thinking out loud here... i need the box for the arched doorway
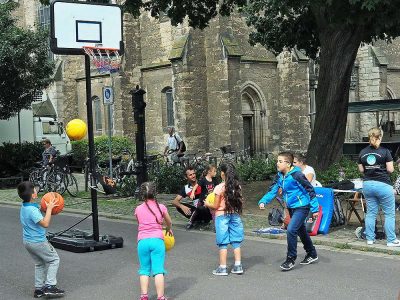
[241,83,268,155]
[241,94,254,155]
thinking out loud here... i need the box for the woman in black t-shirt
[358,127,400,247]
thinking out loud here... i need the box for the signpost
[103,87,114,177]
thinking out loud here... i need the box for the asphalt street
[1,205,399,300]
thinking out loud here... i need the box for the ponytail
[220,163,243,214]
[140,182,164,224]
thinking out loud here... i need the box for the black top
[198,177,219,201]
[358,145,393,185]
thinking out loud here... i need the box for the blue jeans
[215,213,244,249]
[24,241,60,288]
[363,180,397,243]
[287,207,317,260]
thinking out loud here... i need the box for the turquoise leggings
[137,238,166,276]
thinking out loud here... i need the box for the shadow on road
[243,255,266,271]
[166,276,197,298]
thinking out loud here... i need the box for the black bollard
[130,86,147,188]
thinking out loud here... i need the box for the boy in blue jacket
[259,152,319,271]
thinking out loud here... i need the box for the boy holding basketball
[18,181,65,298]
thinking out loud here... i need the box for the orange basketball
[40,192,64,215]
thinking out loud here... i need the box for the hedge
[0,141,43,178]
[71,135,135,167]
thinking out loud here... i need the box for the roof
[32,93,57,118]
[348,99,400,113]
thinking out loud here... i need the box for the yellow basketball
[163,230,175,252]
[66,119,87,141]
[205,192,216,206]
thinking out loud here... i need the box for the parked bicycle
[236,147,252,164]
[29,155,78,197]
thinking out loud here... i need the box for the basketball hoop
[83,46,121,74]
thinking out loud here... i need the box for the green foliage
[0,142,43,178]
[117,176,137,197]
[318,157,400,184]
[242,1,400,59]
[0,2,55,120]
[236,158,277,182]
[149,164,186,194]
[113,0,400,55]
[317,158,361,184]
[71,136,135,167]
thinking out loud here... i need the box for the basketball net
[83,46,121,74]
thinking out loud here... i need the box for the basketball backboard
[50,0,123,55]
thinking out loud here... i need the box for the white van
[0,94,71,154]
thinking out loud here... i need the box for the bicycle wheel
[29,169,40,188]
[66,173,79,197]
[46,170,66,195]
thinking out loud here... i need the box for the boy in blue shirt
[18,181,65,298]
[258,152,319,271]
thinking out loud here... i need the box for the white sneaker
[387,240,400,247]
[367,240,374,245]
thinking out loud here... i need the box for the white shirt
[302,165,321,187]
[167,134,182,151]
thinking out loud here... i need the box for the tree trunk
[307,26,364,171]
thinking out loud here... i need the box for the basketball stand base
[47,229,123,253]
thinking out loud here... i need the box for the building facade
[14,0,400,156]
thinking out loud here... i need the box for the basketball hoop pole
[46,0,124,252]
[85,54,100,242]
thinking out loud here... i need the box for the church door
[243,116,253,155]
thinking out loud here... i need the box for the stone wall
[240,62,278,152]
[353,46,387,139]
[141,66,173,150]
[276,51,310,152]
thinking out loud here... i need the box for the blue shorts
[137,238,166,276]
[215,213,244,249]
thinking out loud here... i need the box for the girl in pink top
[134,182,172,300]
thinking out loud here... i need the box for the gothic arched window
[92,96,103,133]
[161,87,174,127]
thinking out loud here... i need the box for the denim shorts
[137,238,166,276]
[215,213,244,249]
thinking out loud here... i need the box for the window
[93,96,103,132]
[42,122,59,135]
[165,89,174,126]
[37,5,50,29]
[106,104,114,134]
[161,87,174,128]
[33,90,43,102]
[37,4,54,61]
[309,89,316,132]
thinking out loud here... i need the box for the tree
[40,0,400,169]
[242,0,400,170]
[0,2,54,120]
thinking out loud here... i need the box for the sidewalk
[2,187,400,256]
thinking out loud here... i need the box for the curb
[2,200,399,256]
